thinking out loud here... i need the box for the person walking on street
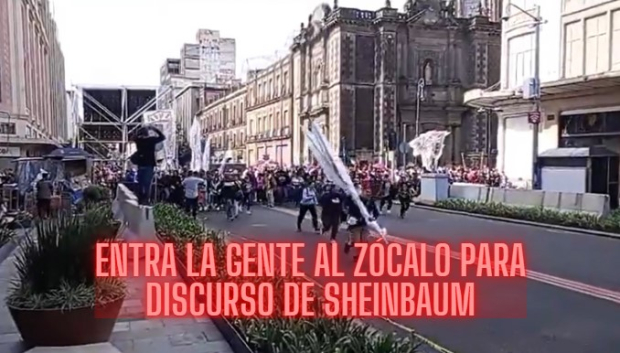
[297,180,320,233]
[182,171,206,219]
[319,183,344,242]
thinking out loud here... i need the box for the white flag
[189,119,202,171]
[304,121,387,243]
[202,136,211,171]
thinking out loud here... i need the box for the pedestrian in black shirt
[130,125,165,205]
[36,171,53,218]
[319,183,344,242]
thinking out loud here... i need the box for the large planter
[7,295,125,346]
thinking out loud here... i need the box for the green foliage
[153,203,422,353]
[435,199,620,233]
[83,185,110,204]
[6,204,125,310]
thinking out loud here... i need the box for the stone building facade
[0,0,67,162]
[291,0,501,166]
[245,57,293,166]
[199,86,247,163]
[465,0,620,189]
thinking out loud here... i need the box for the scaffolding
[71,84,204,163]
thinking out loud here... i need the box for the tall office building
[196,29,236,84]
[179,29,237,85]
[0,0,67,163]
[159,29,237,138]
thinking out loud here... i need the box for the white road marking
[270,206,620,305]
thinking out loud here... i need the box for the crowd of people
[142,164,419,260]
[0,124,513,259]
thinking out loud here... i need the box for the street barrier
[448,183,489,202]
[112,184,159,245]
[447,183,610,217]
[111,185,253,353]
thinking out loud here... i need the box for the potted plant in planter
[5,203,126,346]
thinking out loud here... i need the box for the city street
[206,205,620,353]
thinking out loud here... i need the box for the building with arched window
[291,0,501,166]
[198,85,246,165]
[465,0,620,190]
[245,56,293,167]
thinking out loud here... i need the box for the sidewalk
[0,252,27,353]
[0,248,234,353]
[110,276,233,353]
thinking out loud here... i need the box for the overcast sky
[50,0,389,87]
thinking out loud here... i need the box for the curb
[411,204,620,239]
[270,203,620,240]
[155,232,253,353]
[226,230,454,353]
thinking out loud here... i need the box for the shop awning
[464,71,620,109]
[542,71,620,95]
[463,87,522,108]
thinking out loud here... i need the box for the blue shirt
[300,187,318,205]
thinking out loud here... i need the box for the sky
[49,0,389,87]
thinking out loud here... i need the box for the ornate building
[291,0,501,166]
[245,57,293,166]
[199,85,247,163]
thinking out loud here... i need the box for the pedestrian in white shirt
[182,171,206,218]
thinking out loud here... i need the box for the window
[564,21,583,78]
[268,114,272,131]
[507,34,534,89]
[276,112,281,129]
[257,117,262,133]
[283,110,289,127]
[0,123,16,134]
[275,75,280,97]
[613,11,620,70]
[283,72,289,92]
[258,84,262,102]
[585,15,608,75]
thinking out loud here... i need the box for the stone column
[374,8,398,157]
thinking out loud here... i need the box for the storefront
[464,72,620,187]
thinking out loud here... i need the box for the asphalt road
[204,205,620,353]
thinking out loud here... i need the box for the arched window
[423,59,434,84]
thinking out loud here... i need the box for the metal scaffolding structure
[71,84,203,162]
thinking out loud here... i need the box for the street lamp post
[507,2,543,188]
[415,78,425,137]
[401,123,409,166]
[340,136,346,164]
